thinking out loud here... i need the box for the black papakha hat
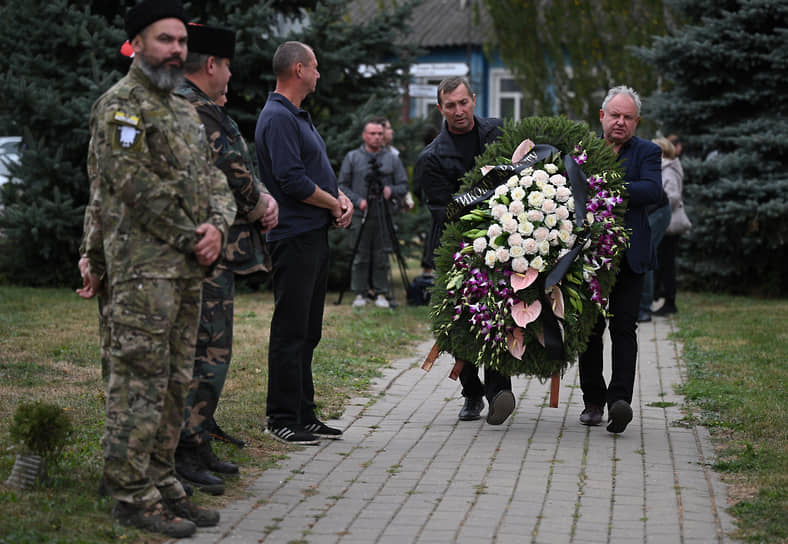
[125,0,188,40]
[187,23,236,60]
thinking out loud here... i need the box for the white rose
[550,174,567,187]
[544,162,558,174]
[527,191,545,208]
[586,212,595,225]
[507,175,520,188]
[538,239,551,255]
[556,186,572,202]
[567,198,575,212]
[544,214,558,228]
[523,238,539,255]
[542,184,557,199]
[509,199,525,215]
[518,218,534,235]
[511,256,529,273]
[533,226,549,242]
[548,230,559,246]
[509,244,525,258]
[542,199,557,214]
[510,186,526,201]
[533,169,549,183]
[531,255,545,272]
[556,205,570,221]
[519,175,533,188]
[491,203,508,219]
[560,219,574,232]
[502,218,518,233]
[508,233,523,247]
[495,185,509,197]
[558,229,573,244]
[473,237,488,253]
[485,250,497,268]
[496,246,510,263]
[527,209,545,223]
[488,224,503,238]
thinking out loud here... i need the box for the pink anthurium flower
[507,327,525,360]
[510,268,538,292]
[550,285,565,319]
[511,138,535,163]
[512,299,541,328]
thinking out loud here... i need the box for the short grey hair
[272,41,313,78]
[183,52,211,75]
[601,85,641,116]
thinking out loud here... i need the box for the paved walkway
[188,317,735,543]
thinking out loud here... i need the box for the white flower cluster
[473,165,577,273]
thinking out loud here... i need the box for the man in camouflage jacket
[81,1,235,537]
[172,23,278,495]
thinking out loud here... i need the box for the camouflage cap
[125,0,188,40]
[187,24,236,60]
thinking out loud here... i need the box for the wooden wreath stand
[421,343,560,407]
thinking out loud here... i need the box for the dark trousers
[656,234,679,305]
[579,259,644,409]
[266,227,329,427]
[459,363,512,402]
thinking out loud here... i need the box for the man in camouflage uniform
[172,23,279,495]
[82,0,236,537]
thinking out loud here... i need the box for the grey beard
[137,55,185,91]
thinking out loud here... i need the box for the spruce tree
[637,0,788,295]
[0,0,128,285]
[0,0,422,287]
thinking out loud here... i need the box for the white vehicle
[0,136,22,186]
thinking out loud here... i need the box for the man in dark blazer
[578,85,663,434]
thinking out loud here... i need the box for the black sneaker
[207,418,246,448]
[458,396,484,421]
[112,500,196,538]
[164,496,220,527]
[303,421,343,439]
[265,425,319,445]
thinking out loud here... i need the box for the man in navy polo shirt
[578,85,663,434]
[255,41,354,445]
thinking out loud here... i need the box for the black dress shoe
[606,400,633,434]
[486,390,515,425]
[458,396,484,421]
[198,442,239,475]
[579,404,603,426]
[175,447,225,495]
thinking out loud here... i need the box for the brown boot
[165,496,220,527]
[112,500,196,538]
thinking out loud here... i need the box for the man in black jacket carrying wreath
[413,76,514,425]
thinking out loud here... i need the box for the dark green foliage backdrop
[0,0,426,287]
[637,0,788,295]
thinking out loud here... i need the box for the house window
[490,69,525,120]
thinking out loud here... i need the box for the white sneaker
[352,294,367,307]
[374,295,390,308]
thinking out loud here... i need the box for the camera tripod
[335,159,410,305]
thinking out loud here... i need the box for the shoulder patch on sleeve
[112,110,140,127]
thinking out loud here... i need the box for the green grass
[673,292,788,543]
[0,284,431,543]
[1,286,786,542]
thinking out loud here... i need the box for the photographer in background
[338,119,408,308]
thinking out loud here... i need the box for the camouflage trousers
[180,265,235,447]
[102,278,201,507]
[96,288,111,383]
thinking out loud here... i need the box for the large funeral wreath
[430,116,628,380]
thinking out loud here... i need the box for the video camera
[365,156,384,198]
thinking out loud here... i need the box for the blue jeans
[641,204,672,313]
